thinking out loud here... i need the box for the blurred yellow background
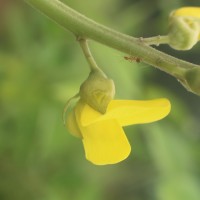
[0,0,200,200]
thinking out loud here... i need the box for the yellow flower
[168,7,200,50]
[66,98,171,165]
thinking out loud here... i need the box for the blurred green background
[0,0,200,199]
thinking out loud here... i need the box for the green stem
[78,38,106,76]
[25,0,200,95]
[141,35,170,46]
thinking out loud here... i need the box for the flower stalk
[78,39,115,114]
[78,38,106,75]
[141,35,170,46]
[24,0,200,95]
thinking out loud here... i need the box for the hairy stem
[25,0,200,95]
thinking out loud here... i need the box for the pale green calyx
[79,70,115,114]
[168,14,200,50]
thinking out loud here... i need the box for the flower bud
[181,67,200,95]
[79,70,115,114]
[168,15,199,50]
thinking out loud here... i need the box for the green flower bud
[79,70,115,114]
[180,67,200,95]
[168,14,200,50]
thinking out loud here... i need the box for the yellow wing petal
[81,98,170,127]
[81,119,131,165]
[107,98,171,126]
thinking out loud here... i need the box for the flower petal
[173,7,200,18]
[79,102,102,126]
[81,98,170,127]
[65,109,82,138]
[81,119,131,165]
[107,98,171,126]
[75,101,131,165]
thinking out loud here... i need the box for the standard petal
[80,119,131,165]
[81,98,170,127]
[77,100,102,126]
